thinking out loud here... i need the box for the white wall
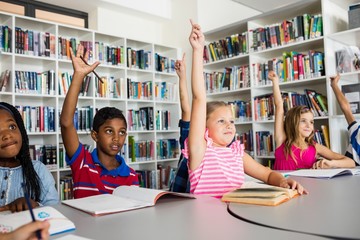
[94,7,165,43]
[197,0,260,33]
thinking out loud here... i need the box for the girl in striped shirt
[182,20,307,198]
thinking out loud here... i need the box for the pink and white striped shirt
[182,129,245,198]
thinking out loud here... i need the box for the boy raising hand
[60,44,138,199]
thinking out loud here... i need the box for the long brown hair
[283,105,315,163]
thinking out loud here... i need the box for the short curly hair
[92,107,127,132]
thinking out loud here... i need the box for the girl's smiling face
[206,106,235,147]
[0,109,22,162]
[298,111,314,139]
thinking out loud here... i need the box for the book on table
[221,181,298,206]
[284,168,360,178]
[62,186,195,216]
[0,206,75,235]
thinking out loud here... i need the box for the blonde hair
[206,101,229,120]
[284,105,315,163]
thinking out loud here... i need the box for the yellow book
[321,125,330,148]
[221,181,298,206]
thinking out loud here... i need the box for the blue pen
[21,183,42,240]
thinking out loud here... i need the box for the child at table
[0,102,59,213]
[268,71,355,170]
[170,53,191,193]
[330,73,360,166]
[182,20,307,197]
[0,221,50,240]
[60,44,139,199]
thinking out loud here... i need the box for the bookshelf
[203,0,360,168]
[0,12,180,197]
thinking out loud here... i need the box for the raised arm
[188,20,206,170]
[175,53,191,121]
[330,73,355,125]
[268,71,285,148]
[60,44,100,157]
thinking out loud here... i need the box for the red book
[298,54,304,80]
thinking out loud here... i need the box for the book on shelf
[320,125,330,148]
[284,168,360,178]
[0,206,75,235]
[221,181,298,206]
[0,69,10,92]
[341,83,360,114]
[62,186,195,216]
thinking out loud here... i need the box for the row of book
[229,100,252,122]
[0,25,11,52]
[154,82,177,101]
[0,70,10,92]
[59,72,92,96]
[315,125,330,148]
[256,131,274,157]
[236,130,254,156]
[127,108,173,131]
[95,76,123,98]
[15,70,55,95]
[156,139,179,160]
[127,79,152,100]
[94,42,124,65]
[58,37,92,60]
[136,166,176,190]
[156,110,171,131]
[127,47,152,70]
[203,32,248,63]
[16,105,56,132]
[58,106,94,132]
[253,50,325,86]
[253,89,327,121]
[249,14,323,52]
[14,27,56,57]
[128,137,155,162]
[128,107,154,131]
[154,53,176,73]
[59,175,73,200]
[282,90,328,117]
[29,144,57,170]
[204,65,250,93]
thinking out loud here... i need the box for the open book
[62,186,195,216]
[221,181,298,206]
[0,206,75,235]
[284,168,360,178]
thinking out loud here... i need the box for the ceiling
[231,0,306,13]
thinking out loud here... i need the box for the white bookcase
[0,12,180,195]
[203,0,360,167]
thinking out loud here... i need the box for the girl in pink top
[268,71,355,170]
[184,20,307,198]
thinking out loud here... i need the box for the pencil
[21,183,42,240]
[79,56,103,83]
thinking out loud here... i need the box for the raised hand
[330,73,341,87]
[70,44,100,80]
[189,19,205,51]
[268,70,279,84]
[175,53,186,79]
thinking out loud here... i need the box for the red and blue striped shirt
[66,143,139,199]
